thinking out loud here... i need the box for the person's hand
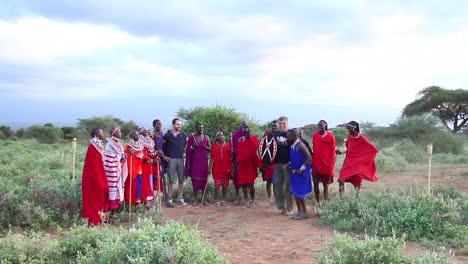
[284,163,291,170]
[163,156,170,162]
[128,149,135,155]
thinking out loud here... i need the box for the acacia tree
[403,86,468,133]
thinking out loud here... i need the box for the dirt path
[164,201,333,264]
[163,167,468,264]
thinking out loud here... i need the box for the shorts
[214,178,229,188]
[167,158,185,183]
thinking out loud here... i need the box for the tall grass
[0,218,228,264]
[317,233,455,264]
[318,185,467,252]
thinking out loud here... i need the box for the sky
[1,0,467,130]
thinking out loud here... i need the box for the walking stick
[200,178,209,206]
[129,153,133,222]
[427,143,433,193]
[71,138,77,181]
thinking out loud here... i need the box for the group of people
[82,116,379,225]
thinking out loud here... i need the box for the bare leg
[234,187,241,205]
[313,181,320,204]
[192,190,199,205]
[323,183,329,201]
[339,181,345,199]
[178,181,184,200]
[222,187,227,202]
[249,184,255,204]
[168,182,174,201]
[214,186,220,203]
[266,179,272,199]
[242,185,248,200]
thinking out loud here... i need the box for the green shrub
[317,233,455,264]
[0,219,228,264]
[25,125,63,144]
[0,126,14,139]
[376,147,409,172]
[366,115,465,154]
[319,186,467,251]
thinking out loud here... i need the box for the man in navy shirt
[163,118,188,206]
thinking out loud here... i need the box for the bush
[0,126,14,139]
[376,147,409,172]
[0,219,228,264]
[77,116,139,138]
[177,105,264,140]
[61,126,78,140]
[0,139,85,230]
[319,186,467,251]
[366,115,465,154]
[15,128,25,138]
[25,125,63,144]
[317,233,455,264]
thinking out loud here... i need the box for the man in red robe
[312,120,336,205]
[125,130,153,205]
[235,126,263,208]
[337,121,379,198]
[82,128,108,225]
[209,131,232,206]
[261,120,278,205]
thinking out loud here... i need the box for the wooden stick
[71,138,77,181]
[129,153,133,222]
[200,179,209,206]
[427,143,433,193]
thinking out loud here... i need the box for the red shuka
[235,136,263,185]
[82,142,108,225]
[338,133,379,187]
[124,145,153,204]
[312,131,336,184]
[211,142,232,180]
[261,131,275,181]
[152,156,164,192]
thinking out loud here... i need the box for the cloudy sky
[1,0,467,129]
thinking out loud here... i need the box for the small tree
[15,128,25,138]
[26,124,64,144]
[176,105,263,140]
[403,86,468,133]
[0,126,14,139]
[77,116,138,138]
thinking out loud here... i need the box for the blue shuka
[289,141,313,199]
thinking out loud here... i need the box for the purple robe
[185,134,209,192]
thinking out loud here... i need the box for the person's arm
[208,151,214,175]
[297,143,311,173]
[205,135,211,151]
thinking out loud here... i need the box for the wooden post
[72,138,77,181]
[427,143,433,193]
[129,155,133,222]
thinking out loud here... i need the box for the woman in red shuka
[125,130,153,205]
[82,128,108,226]
[337,121,379,198]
